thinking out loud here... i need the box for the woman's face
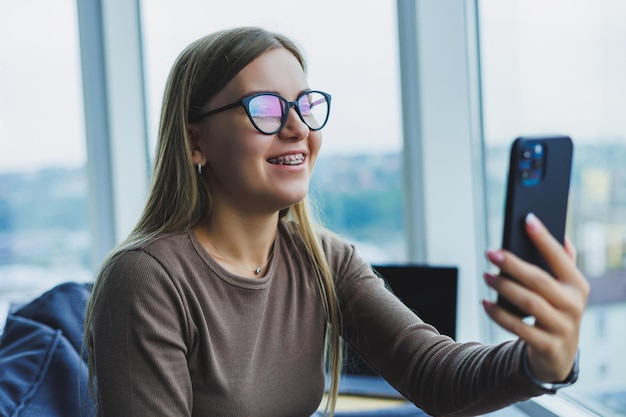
[189,47,322,215]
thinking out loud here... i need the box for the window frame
[77,0,150,266]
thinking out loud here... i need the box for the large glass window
[0,1,90,319]
[140,0,406,263]
[479,1,626,414]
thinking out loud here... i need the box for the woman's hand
[482,212,590,383]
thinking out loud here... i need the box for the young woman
[84,26,589,417]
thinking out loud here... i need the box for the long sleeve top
[92,220,546,417]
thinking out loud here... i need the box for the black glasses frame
[189,90,332,135]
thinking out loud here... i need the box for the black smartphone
[497,135,574,317]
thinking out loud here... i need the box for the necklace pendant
[255,267,262,274]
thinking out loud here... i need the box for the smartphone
[497,135,573,317]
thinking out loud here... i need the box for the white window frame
[77,0,150,265]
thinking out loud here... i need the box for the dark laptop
[339,264,459,398]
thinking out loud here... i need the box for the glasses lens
[298,92,329,130]
[248,94,285,133]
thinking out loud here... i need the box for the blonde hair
[83,27,342,415]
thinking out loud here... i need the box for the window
[2,1,613,415]
[0,1,90,318]
[479,1,626,414]
[140,0,406,263]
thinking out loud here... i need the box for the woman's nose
[278,105,309,140]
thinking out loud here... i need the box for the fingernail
[484,272,497,286]
[487,249,505,264]
[525,212,539,231]
[482,299,495,313]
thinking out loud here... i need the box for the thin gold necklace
[210,243,274,275]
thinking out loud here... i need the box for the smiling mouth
[267,153,305,165]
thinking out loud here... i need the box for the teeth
[268,154,305,165]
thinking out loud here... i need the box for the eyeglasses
[189,90,331,135]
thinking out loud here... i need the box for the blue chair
[0,282,94,417]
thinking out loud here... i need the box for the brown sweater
[92,220,546,417]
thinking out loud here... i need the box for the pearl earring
[197,162,202,174]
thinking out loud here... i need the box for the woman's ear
[187,124,206,167]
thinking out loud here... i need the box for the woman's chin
[274,189,309,211]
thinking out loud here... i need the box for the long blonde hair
[83,27,342,415]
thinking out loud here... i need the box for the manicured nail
[484,272,497,286]
[487,249,505,264]
[525,212,539,231]
[482,299,495,313]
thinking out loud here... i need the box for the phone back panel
[499,136,573,315]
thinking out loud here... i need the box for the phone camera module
[520,142,545,186]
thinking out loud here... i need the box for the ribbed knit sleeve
[326,235,547,417]
[92,249,193,417]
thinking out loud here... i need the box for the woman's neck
[193,209,279,278]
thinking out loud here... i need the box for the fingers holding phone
[483,213,589,382]
[485,214,588,325]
